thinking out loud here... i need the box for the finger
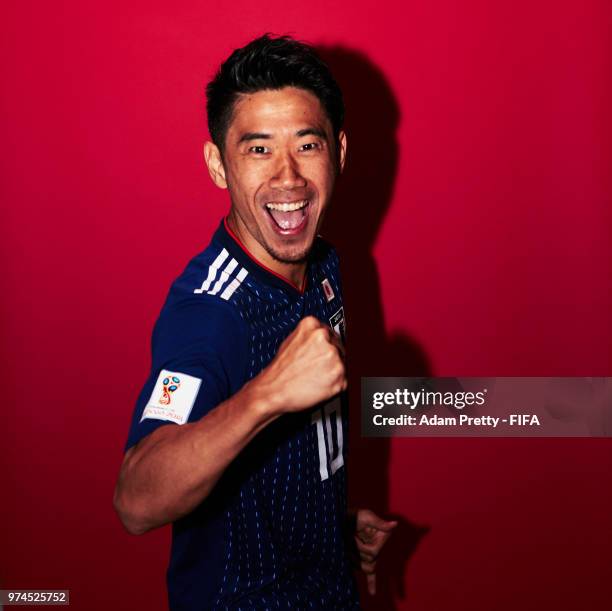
[357,534,373,545]
[355,538,379,556]
[360,559,376,574]
[359,550,378,562]
[299,315,321,331]
[367,573,376,596]
[359,549,376,563]
[361,512,398,532]
[369,519,398,533]
[357,525,377,543]
[327,326,346,359]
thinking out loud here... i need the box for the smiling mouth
[265,199,310,233]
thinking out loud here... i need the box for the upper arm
[122,297,248,453]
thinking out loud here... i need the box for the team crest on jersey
[329,307,346,343]
[321,278,335,302]
[141,369,202,425]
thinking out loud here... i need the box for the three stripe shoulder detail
[193,248,248,301]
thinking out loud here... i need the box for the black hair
[206,34,344,153]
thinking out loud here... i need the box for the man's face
[205,87,346,267]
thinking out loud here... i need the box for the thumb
[367,573,376,596]
[364,512,398,532]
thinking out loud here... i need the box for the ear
[203,141,227,189]
[337,130,347,174]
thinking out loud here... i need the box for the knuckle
[296,318,310,333]
[361,561,376,574]
[303,315,319,329]
[315,327,329,343]
[358,539,376,551]
[333,361,345,377]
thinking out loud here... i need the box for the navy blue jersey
[124,218,360,610]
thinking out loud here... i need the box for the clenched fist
[253,315,346,415]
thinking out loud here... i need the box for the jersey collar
[212,217,308,296]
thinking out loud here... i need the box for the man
[114,34,396,609]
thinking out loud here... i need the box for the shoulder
[169,239,251,306]
[310,236,342,286]
[154,242,251,350]
[310,235,340,268]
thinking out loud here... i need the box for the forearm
[114,379,279,534]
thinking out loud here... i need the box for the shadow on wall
[319,46,431,610]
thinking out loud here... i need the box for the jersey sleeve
[123,296,249,452]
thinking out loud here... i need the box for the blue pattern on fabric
[123,218,360,610]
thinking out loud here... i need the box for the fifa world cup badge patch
[141,369,202,425]
[321,278,335,302]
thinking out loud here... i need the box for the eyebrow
[238,132,272,143]
[296,128,327,140]
[237,128,328,144]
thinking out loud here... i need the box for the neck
[226,213,307,291]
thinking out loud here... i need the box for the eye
[299,142,320,152]
[248,145,269,155]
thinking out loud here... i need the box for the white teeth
[265,200,308,212]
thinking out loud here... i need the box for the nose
[269,152,307,191]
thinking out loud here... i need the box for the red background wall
[2,1,611,610]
